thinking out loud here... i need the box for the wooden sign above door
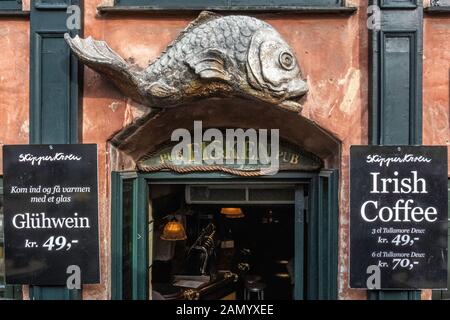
[136,140,323,176]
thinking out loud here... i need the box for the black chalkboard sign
[350,146,448,289]
[2,144,100,285]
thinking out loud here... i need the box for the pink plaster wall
[0,18,29,173]
[423,16,450,177]
[421,15,450,300]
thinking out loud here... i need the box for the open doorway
[111,170,339,300]
[149,183,303,300]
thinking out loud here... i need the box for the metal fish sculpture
[64,11,308,112]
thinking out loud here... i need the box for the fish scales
[65,11,308,111]
[144,16,270,82]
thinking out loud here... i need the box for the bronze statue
[65,11,308,112]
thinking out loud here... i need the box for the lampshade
[220,207,244,219]
[161,218,187,241]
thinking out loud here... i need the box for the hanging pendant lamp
[161,217,187,241]
[220,207,245,219]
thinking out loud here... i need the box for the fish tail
[65,33,147,105]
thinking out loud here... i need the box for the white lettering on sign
[18,153,82,166]
[12,212,90,229]
[360,170,437,223]
[366,154,432,167]
[360,199,438,223]
[370,171,427,194]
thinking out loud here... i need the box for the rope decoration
[136,163,277,177]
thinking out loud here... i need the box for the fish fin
[146,81,178,98]
[64,34,147,105]
[149,11,222,67]
[65,34,128,65]
[171,11,221,45]
[186,11,221,29]
[185,49,232,82]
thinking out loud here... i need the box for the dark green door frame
[28,0,82,300]
[369,0,423,300]
[0,0,22,11]
[294,184,305,300]
[111,170,339,300]
[0,177,22,299]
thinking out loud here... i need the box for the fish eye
[279,51,295,70]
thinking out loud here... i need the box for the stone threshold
[97,5,357,16]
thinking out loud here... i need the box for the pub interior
[149,184,296,300]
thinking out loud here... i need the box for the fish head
[246,28,308,111]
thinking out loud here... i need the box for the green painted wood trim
[379,30,422,145]
[311,170,339,300]
[0,10,28,16]
[111,172,139,300]
[307,176,318,299]
[370,0,423,146]
[34,0,71,10]
[28,0,83,300]
[0,177,23,300]
[111,172,124,300]
[368,0,423,300]
[425,6,450,13]
[330,171,339,299]
[132,177,148,300]
[0,0,22,11]
[113,0,345,7]
[306,171,339,300]
[380,0,418,9]
[29,286,82,300]
[319,169,339,300]
[432,179,450,300]
[29,0,81,145]
[131,178,139,300]
[294,185,305,300]
[97,5,357,15]
[367,290,421,300]
[317,176,325,298]
[110,170,339,300]
[1,285,23,299]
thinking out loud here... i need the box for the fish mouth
[267,79,309,100]
[285,79,309,99]
[277,80,308,112]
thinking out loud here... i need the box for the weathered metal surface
[65,11,308,112]
[136,139,323,175]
